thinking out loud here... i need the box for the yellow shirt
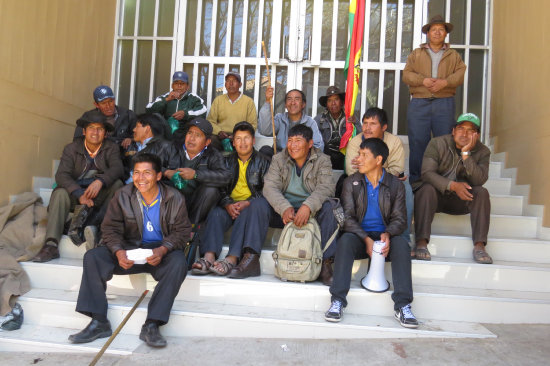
[230,159,252,201]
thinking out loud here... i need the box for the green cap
[456,113,480,129]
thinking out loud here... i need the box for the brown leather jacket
[341,171,407,241]
[402,44,466,98]
[55,136,124,196]
[101,182,192,254]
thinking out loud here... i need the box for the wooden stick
[262,41,277,154]
[89,290,149,366]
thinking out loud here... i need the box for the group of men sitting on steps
[31,71,492,347]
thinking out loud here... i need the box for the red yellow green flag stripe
[340,0,366,152]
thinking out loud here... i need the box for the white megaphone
[361,240,390,292]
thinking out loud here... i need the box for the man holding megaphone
[325,137,418,328]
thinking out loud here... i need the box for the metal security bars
[112,0,492,140]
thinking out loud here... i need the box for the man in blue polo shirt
[69,153,192,348]
[325,138,418,328]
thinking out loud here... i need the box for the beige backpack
[272,218,337,282]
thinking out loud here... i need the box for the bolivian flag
[340,0,366,153]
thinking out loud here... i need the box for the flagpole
[262,41,277,154]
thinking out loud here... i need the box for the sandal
[191,257,213,275]
[473,248,493,264]
[210,258,236,276]
[414,247,431,261]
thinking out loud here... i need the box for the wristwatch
[461,151,471,156]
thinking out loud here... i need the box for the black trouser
[185,186,221,225]
[75,246,187,325]
[329,232,413,311]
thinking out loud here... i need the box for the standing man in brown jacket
[33,111,124,262]
[403,15,466,184]
[69,153,192,348]
[413,113,492,264]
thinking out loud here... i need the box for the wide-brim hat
[422,15,453,34]
[76,110,114,132]
[319,86,346,108]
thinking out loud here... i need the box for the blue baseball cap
[93,85,115,103]
[172,71,189,83]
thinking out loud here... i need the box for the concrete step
[0,324,141,354]
[431,213,538,239]
[22,249,550,293]
[18,288,496,339]
[32,176,54,194]
[483,177,512,195]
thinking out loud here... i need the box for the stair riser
[431,213,537,238]
[21,263,550,323]
[15,297,499,338]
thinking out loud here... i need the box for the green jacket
[146,90,207,125]
[263,147,335,216]
[414,134,490,193]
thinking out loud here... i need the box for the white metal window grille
[112,0,492,139]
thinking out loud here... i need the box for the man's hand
[364,236,375,257]
[225,203,241,220]
[116,250,134,270]
[146,246,168,266]
[347,115,357,124]
[398,174,408,182]
[265,86,274,102]
[78,195,94,207]
[282,207,295,225]
[293,205,311,227]
[177,167,196,180]
[166,90,183,101]
[379,232,391,257]
[428,79,448,93]
[218,131,230,140]
[423,78,436,88]
[351,155,360,170]
[234,200,250,212]
[83,180,103,200]
[121,138,132,149]
[461,132,479,156]
[172,110,185,120]
[450,181,473,201]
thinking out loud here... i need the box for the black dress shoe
[139,322,167,347]
[319,258,334,286]
[68,205,93,246]
[32,244,60,263]
[228,252,260,279]
[68,319,112,344]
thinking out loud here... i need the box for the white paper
[126,248,154,264]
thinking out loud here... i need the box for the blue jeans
[407,97,456,183]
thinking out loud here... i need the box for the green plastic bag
[167,117,180,134]
[170,173,187,190]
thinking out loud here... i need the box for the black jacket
[167,144,232,194]
[56,136,124,197]
[123,137,173,178]
[101,182,192,254]
[341,170,407,241]
[219,149,271,207]
[73,106,137,145]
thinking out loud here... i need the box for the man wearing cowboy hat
[314,86,361,169]
[33,110,124,262]
[403,15,466,185]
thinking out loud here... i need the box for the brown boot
[33,242,60,263]
[319,258,334,286]
[228,252,260,279]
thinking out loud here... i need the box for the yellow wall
[0,0,116,204]
[491,1,550,226]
